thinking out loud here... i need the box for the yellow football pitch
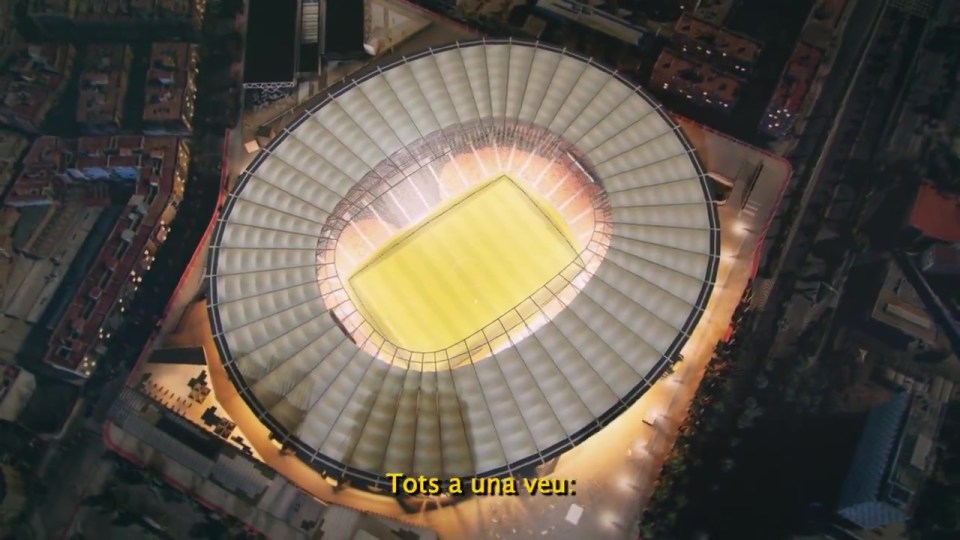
[347,176,578,352]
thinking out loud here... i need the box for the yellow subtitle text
[386,473,576,496]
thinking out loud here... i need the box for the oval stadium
[205,39,720,491]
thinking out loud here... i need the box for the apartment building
[0,131,28,195]
[759,42,823,138]
[650,49,741,111]
[0,44,76,133]
[77,44,133,134]
[144,43,199,135]
[0,0,23,67]
[672,14,762,76]
[27,0,205,40]
[3,135,188,376]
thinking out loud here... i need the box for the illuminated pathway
[127,121,791,539]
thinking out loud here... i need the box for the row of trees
[640,289,760,538]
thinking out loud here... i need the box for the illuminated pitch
[347,176,578,352]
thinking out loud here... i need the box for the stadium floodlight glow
[207,40,719,491]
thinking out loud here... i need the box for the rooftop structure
[838,378,950,530]
[802,0,853,49]
[0,364,35,422]
[363,0,433,56]
[0,208,17,295]
[650,50,741,111]
[889,0,938,18]
[672,14,762,75]
[0,131,28,195]
[0,463,26,530]
[208,40,719,490]
[811,0,850,31]
[105,386,439,539]
[23,0,75,37]
[870,261,942,348]
[758,42,823,139]
[0,136,166,339]
[3,135,189,376]
[907,181,960,243]
[27,0,205,39]
[921,243,960,275]
[0,44,76,133]
[144,43,199,135]
[0,0,23,67]
[77,44,133,134]
[838,393,913,530]
[243,0,299,88]
[534,0,651,48]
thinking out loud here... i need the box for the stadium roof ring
[207,39,720,491]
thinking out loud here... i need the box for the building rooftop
[870,261,941,347]
[77,44,132,130]
[839,371,952,530]
[673,14,762,73]
[5,136,71,207]
[0,0,23,63]
[908,181,960,243]
[26,0,73,16]
[837,392,912,530]
[759,42,823,137]
[0,363,36,422]
[0,206,104,327]
[0,206,17,255]
[72,0,196,22]
[5,135,186,373]
[650,50,740,109]
[143,43,197,130]
[0,44,74,132]
[0,130,29,194]
[922,243,960,275]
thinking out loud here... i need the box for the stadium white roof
[207,40,719,489]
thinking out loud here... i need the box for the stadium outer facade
[207,39,721,493]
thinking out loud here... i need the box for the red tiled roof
[19,135,186,372]
[673,14,762,67]
[144,43,196,130]
[0,45,74,132]
[910,182,960,243]
[650,50,740,107]
[76,45,132,128]
[767,42,823,114]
